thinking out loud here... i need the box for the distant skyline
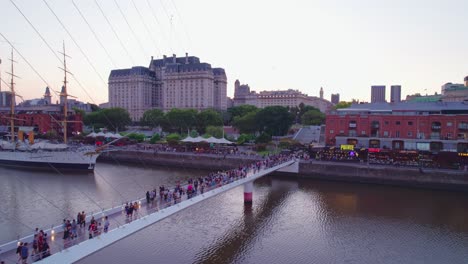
[0,0,467,105]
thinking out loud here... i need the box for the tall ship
[0,46,101,171]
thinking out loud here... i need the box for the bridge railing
[1,158,296,263]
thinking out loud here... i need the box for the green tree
[164,108,197,133]
[141,109,164,128]
[196,109,223,133]
[255,132,272,144]
[228,105,258,119]
[83,108,131,132]
[232,111,258,134]
[90,104,100,112]
[301,109,325,125]
[334,101,352,109]
[205,126,223,138]
[127,133,145,143]
[255,106,293,136]
[149,133,160,144]
[165,133,181,146]
[236,134,255,145]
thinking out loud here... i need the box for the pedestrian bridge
[0,159,297,264]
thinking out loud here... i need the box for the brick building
[0,105,82,136]
[325,102,468,152]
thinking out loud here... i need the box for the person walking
[104,216,110,233]
[20,242,29,264]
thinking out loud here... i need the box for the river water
[1,162,468,263]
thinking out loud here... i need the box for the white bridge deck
[0,159,296,264]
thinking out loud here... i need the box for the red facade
[325,113,468,151]
[0,113,83,136]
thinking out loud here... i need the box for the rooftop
[337,101,468,113]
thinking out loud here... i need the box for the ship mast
[59,42,70,144]
[8,49,18,142]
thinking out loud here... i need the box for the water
[0,162,208,243]
[1,163,468,263]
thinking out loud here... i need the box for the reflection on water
[78,174,468,264]
[0,162,207,243]
[2,162,468,263]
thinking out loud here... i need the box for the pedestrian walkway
[0,155,295,264]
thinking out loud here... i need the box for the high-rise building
[331,93,340,104]
[0,91,12,108]
[390,85,401,103]
[371,85,386,103]
[109,54,227,121]
[465,75,468,87]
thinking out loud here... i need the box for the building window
[407,131,412,137]
[447,133,452,139]
[408,121,413,125]
[447,122,452,127]
[395,131,400,138]
[330,130,334,134]
[383,131,389,137]
[396,121,401,125]
[361,130,366,135]
[384,121,389,125]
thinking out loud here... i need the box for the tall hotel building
[371,85,386,103]
[109,54,227,121]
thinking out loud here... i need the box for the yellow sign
[458,153,468,157]
[340,144,354,150]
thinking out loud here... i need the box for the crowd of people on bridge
[144,153,293,209]
[5,153,293,263]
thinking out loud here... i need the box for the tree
[196,109,223,133]
[334,101,352,109]
[149,133,160,144]
[205,126,223,138]
[141,109,164,128]
[83,108,131,131]
[301,109,325,125]
[227,105,258,119]
[127,133,145,143]
[90,104,100,112]
[164,108,197,133]
[165,133,181,146]
[255,132,271,144]
[232,111,258,134]
[255,106,294,136]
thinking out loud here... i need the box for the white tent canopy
[181,136,233,144]
[87,132,122,138]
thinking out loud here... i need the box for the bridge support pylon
[244,181,254,204]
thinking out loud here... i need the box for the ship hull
[0,159,95,171]
[0,150,99,171]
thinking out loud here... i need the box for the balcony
[431,125,441,130]
[349,123,357,128]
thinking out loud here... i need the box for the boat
[0,46,101,171]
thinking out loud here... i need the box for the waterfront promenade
[0,156,294,264]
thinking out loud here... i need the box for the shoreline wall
[274,161,468,192]
[100,151,468,191]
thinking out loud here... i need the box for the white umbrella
[216,138,233,144]
[86,132,97,138]
[181,136,196,142]
[96,132,106,137]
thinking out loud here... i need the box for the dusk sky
[0,0,467,105]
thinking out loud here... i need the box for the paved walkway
[0,157,293,264]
